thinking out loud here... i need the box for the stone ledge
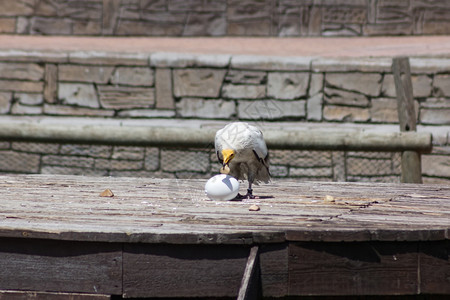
[0,49,448,73]
[231,55,313,71]
[150,52,231,68]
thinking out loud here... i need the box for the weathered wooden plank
[0,238,122,295]
[0,290,111,299]
[122,244,248,298]
[419,240,450,294]
[0,122,432,152]
[392,56,423,183]
[238,246,261,300]
[288,242,419,296]
[259,243,288,297]
[393,56,417,133]
[0,175,448,243]
[43,64,57,104]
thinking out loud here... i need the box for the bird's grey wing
[251,128,269,162]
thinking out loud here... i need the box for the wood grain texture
[0,175,448,297]
[0,238,122,295]
[392,56,422,183]
[0,290,110,299]
[259,243,288,297]
[0,175,448,244]
[237,246,261,300]
[393,56,417,133]
[288,242,419,296]
[419,240,450,294]
[123,244,248,298]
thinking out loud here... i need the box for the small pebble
[249,204,260,211]
[324,195,335,202]
[100,188,114,197]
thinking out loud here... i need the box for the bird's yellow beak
[222,149,235,165]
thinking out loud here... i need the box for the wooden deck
[0,174,449,298]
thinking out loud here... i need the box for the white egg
[205,174,240,201]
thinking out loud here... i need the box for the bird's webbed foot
[235,188,258,200]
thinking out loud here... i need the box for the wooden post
[392,57,422,183]
[237,246,261,300]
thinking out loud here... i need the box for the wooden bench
[0,174,448,299]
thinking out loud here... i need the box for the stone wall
[0,140,405,182]
[1,0,450,36]
[0,50,449,183]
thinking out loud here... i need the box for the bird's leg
[245,182,257,199]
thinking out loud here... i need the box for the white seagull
[214,122,270,199]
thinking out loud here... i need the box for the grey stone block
[168,0,226,11]
[41,166,106,176]
[290,166,332,177]
[309,73,323,96]
[43,104,115,117]
[347,157,392,176]
[270,150,331,167]
[95,158,143,171]
[324,87,369,107]
[173,68,226,97]
[111,67,154,86]
[161,149,210,172]
[112,146,145,160]
[145,147,159,171]
[307,93,323,121]
[421,154,450,177]
[325,73,381,97]
[12,142,59,154]
[58,83,100,108]
[59,65,114,84]
[183,13,226,36]
[176,98,235,118]
[238,99,306,120]
[323,105,370,122]
[267,72,309,99]
[222,84,265,99]
[421,98,450,108]
[0,92,11,113]
[420,108,450,125]
[0,150,40,173]
[30,17,72,35]
[42,155,94,168]
[269,165,288,177]
[434,74,450,97]
[2,0,34,16]
[370,98,399,123]
[0,80,43,93]
[11,102,43,115]
[155,68,175,109]
[98,85,155,109]
[225,70,267,85]
[60,144,112,158]
[17,93,43,105]
[0,62,44,81]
